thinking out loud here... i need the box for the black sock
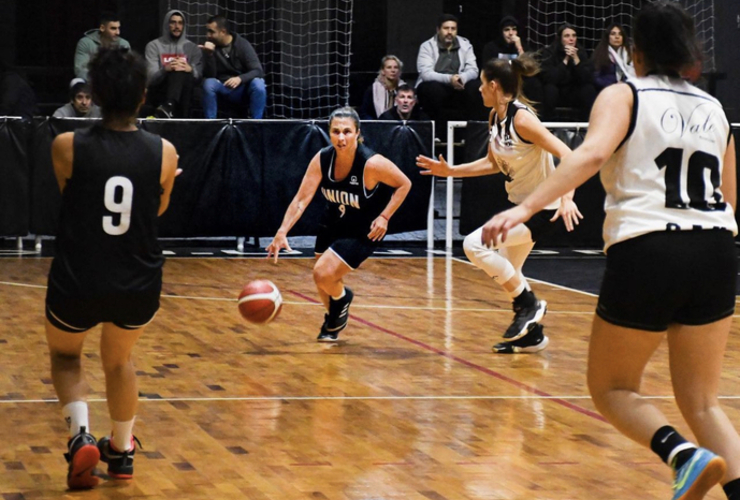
[724,478,740,499]
[650,426,695,468]
[513,289,536,308]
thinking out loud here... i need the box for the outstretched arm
[266,152,323,262]
[416,152,500,178]
[365,156,412,241]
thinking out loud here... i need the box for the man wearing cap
[53,79,101,118]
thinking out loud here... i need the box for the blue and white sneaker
[672,447,726,500]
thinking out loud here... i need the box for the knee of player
[312,263,332,285]
[463,231,487,259]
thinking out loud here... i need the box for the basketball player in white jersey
[417,54,583,353]
[484,3,740,499]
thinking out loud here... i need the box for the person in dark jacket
[199,15,266,119]
[539,24,596,120]
[378,85,429,121]
[144,9,203,118]
[481,15,544,115]
[0,58,37,119]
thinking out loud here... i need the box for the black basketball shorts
[46,279,162,333]
[596,230,737,331]
[502,199,558,242]
[314,224,379,270]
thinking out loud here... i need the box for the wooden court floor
[2,255,740,499]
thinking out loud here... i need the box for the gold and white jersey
[490,100,559,210]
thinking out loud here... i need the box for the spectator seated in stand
[74,11,131,81]
[359,55,405,120]
[539,24,596,121]
[416,14,487,136]
[199,15,266,119]
[145,9,203,118]
[481,15,544,116]
[591,23,635,91]
[0,58,37,120]
[53,78,101,118]
[378,84,429,121]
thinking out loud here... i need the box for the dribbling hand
[266,233,292,264]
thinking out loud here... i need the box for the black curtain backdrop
[4,118,434,239]
[6,118,739,246]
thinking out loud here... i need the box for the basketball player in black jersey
[266,107,412,341]
[45,48,179,489]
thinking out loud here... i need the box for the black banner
[2,118,433,239]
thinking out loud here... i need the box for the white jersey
[601,75,737,251]
[490,100,559,210]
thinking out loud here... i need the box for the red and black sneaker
[64,426,100,490]
[98,435,142,479]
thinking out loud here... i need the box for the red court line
[289,290,606,423]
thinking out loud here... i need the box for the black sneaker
[503,299,547,340]
[98,435,141,479]
[316,288,354,342]
[494,324,549,354]
[64,426,100,490]
[154,103,174,119]
[317,314,339,342]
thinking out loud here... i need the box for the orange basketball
[238,280,283,324]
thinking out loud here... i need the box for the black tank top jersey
[49,125,165,296]
[318,144,392,236]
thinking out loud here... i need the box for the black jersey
[318,144,392,236]
[49,125,165,297]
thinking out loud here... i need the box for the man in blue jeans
[199,15,266,118]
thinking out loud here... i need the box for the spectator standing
[416,14,486,135]
[539,24,596,120]
[359,55,405,120]
[74,12,131,81]
[53,78,101,118]
[592,23,635,91]
[199,15,266,119]
[481,15,544,115]
[378,84,429,121]
[145,10,202,118]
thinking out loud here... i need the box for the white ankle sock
[506,281,527,301]
[63,401,89,437]
[111,418,136,452]
[331,287,346,301]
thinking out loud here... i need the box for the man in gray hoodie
[144,10,202,118]
[74,12,131,81]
